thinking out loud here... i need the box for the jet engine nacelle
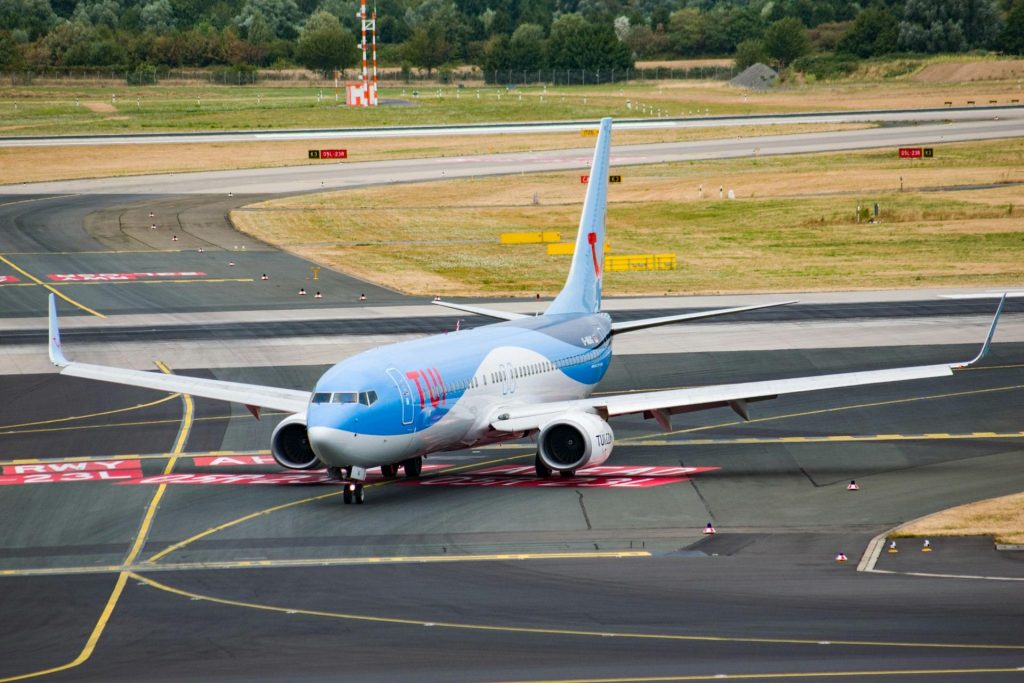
[270,413,322,470]
[537,412,614,472]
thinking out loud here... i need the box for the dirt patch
[83,100,117,113]
[913,60,1024,82]
[896,492,1024,544]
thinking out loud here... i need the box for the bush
[127,62,158,84]
[792,54,857,80]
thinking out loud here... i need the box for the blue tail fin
[545,117,612,316]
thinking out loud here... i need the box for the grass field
[231,137,1024,297]
[1,64,1022,137]
[896,492,1024,544]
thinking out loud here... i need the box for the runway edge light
[847,480,859,491]
[703,522,716,535]
[835,552,848,563]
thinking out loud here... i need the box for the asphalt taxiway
[2,120,1023,681]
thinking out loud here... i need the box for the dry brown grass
[913,60,1024,82]
[653,79,1023,113]
[895,492,1024,544]
[0,122,867,185]
[232,137,1024,298]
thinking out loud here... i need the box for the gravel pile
[729,63,778,91]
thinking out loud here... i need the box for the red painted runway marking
[405,465,719,488]
[48,272,207,282]
[2,460,140,474]
[0,275,20,284]
[192,455,277,467]
[0,469,142,485]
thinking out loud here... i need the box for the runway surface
[2,117,1023,681]
[1,105,1017,147]
[1,343,1023,681]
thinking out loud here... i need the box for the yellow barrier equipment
[500,231,561,244]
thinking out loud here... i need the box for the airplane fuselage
[305,312,613,469]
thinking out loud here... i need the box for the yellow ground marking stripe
[0,552,651,578]
[0,449,268,467]
[145,452,533,564]
[0,572,130,683]
[0,410,284,437]
[0,253,105,318]
[624,432,1024,447]
[620,383,1024,442]
[124,361,191,566]
[0,393,179,431]
[128,571,1024,651]
[0,278,254,288]
[0,362,192,683]
[499,669,1024,682]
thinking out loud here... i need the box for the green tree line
[0,0,1022,79]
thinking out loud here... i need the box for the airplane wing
[431,300,529,320]
[47,295,310,415]
[492,295,1007,433]
[610,300,797,334]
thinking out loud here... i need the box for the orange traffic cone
[703,522,716,535]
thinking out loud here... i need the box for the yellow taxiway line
[128,571,1024,652]
[0,253,105,318]
[0,362,193,683]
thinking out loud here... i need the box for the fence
[3,64,737,87]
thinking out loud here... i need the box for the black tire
[403,457,423,478]
[380,464,397,479]
[534,454,552,478]
[559,469,576,478]
[355,485,365,504]
[342,487,353,505]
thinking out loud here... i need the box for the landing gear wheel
[534,454,552,478]
[559,469,576,478]
[342,486,353,504]
[380,463,398,479]
[354,484,365,504]
[402,456,423,479]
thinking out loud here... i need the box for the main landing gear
[534,454,574,479]
[342,481,364,505]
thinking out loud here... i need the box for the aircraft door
[386,368,414,426]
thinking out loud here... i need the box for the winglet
[951,293,1006,369]
[48,293,69,368]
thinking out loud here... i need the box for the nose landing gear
[342,482,365,505]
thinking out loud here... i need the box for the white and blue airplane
[47,117,1005,504]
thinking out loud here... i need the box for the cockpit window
[312,391,377,406]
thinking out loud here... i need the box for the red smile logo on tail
[587,232,601,277]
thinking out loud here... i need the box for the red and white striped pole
[359,0,368,106]
[371,5,378,104]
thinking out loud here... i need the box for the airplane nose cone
[307,426,350,467]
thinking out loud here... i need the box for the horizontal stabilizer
[610,300,797,334]
[431,300,528,321]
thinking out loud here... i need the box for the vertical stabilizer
[545,117,612,315]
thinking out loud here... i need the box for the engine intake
[537,412,613,472]
[271,414,321,470]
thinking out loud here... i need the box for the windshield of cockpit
[311,391,378,406]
